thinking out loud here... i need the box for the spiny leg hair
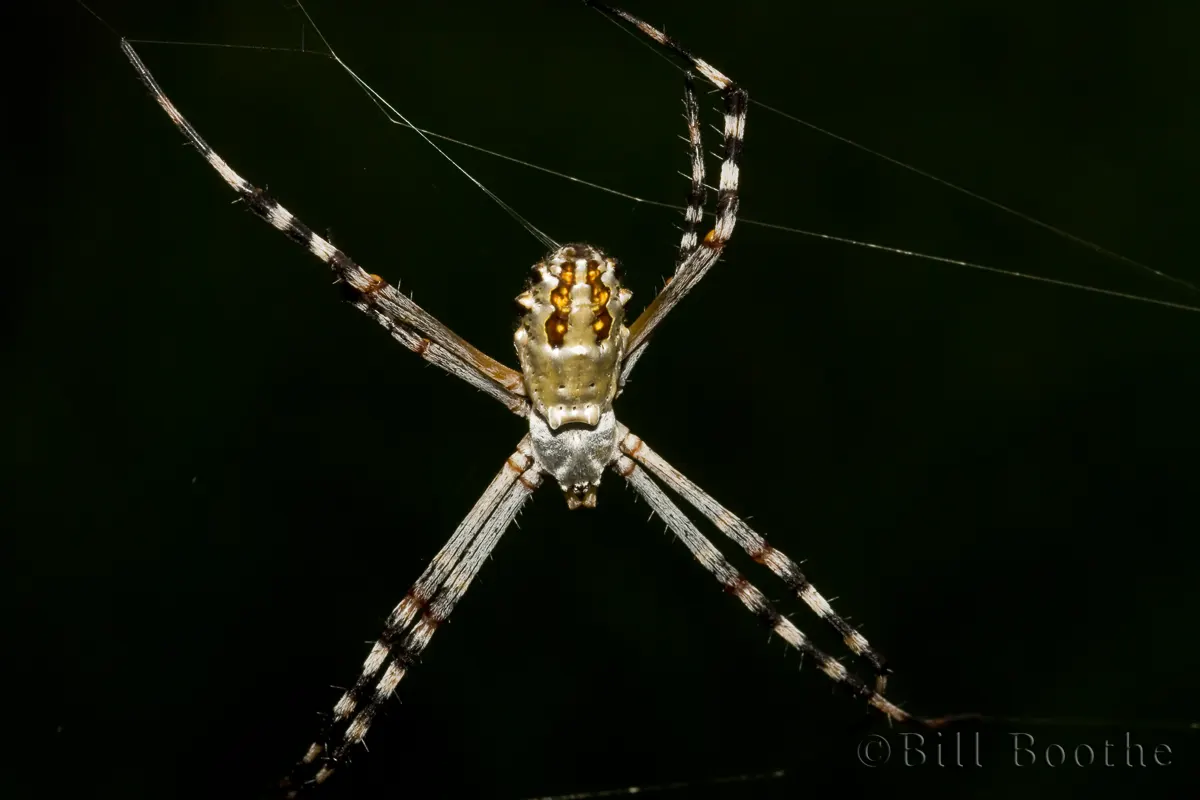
[583,3,747,384]
[281,438,542,795]
[119,40,528,416]
[618,428,891,694]
[615,455,915,725]
[677,72,707,260]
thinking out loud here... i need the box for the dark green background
[16,1,1198,798]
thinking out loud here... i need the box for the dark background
[13,1,1199,798]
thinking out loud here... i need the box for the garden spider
[46,0,1200,796]
[120,1,923,793]
[110,0,1138,795]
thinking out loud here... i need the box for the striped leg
[618,428,892,694]
[119,40,528,416]
[617,72,711,384]
[281,438,542,795]
[614,455,916,726]
[676,73,707,261]
[585,4,747,384]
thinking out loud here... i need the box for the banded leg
[585,4,747,384]
[676,73,707,261]
[614,455,916,726]
[618,428,891,694]
[281,438,542,795]
[120,40,528,415]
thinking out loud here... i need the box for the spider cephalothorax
[514,243,633,508]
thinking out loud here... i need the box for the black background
[14,1,1199,798]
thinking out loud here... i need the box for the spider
[114,1,947,794]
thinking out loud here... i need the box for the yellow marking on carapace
[592,312,612,340]
[545,316,568,347]
[583,266,614,342]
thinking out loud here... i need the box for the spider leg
[585,4,746,385]
[617,428,892,695]
[614,454,917,726]
[119,40,528,416]
[676,73,707,262]
[281,436,543,795]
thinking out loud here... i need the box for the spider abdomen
[513,244,632,429]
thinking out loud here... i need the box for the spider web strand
[586,0,1194,296]
[288,0,560,253]
[106,33,1199,313]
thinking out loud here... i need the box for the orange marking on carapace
[587,267,614,343]
[545,317,568,346]
[592,311,612,340]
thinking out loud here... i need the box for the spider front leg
[617,428,893,696]
[280,438,542,796]
[584,3,748,385]
[676,72,707,262]
[120,40,529,416]
[615,454,918,726]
